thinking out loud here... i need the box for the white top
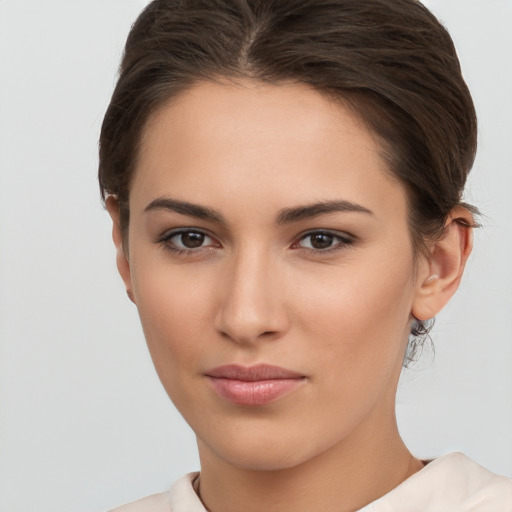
[109,453,512,511]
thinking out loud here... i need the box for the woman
[99,0,512,510]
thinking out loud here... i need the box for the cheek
[295,249,415,374]
[286,254,415,445]
[130,259,216,375]
[131,272,217,417]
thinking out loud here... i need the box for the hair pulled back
[98,0,478,358]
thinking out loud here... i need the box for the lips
[205,364,306,406]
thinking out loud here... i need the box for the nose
[214,248,290,345]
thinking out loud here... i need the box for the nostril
[216,324,282,345]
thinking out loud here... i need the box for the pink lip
[205,364,306,406]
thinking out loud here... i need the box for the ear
[412,206,474,321]
[105,196,135,303]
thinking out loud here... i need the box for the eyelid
[155,227,355,254]
[292,229,355,252]
[156,227,221,252]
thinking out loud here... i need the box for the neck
[196,411,423,512]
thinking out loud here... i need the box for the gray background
[0,1,511,511]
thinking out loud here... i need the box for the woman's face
[118,80,428,470]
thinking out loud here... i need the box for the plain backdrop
[0,1,511,511]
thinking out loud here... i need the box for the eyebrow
[144,196,373,224]
[144,197,226,223]
[277,200,373,224]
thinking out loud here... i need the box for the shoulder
[429,453,512,509]
[108,491,171,512]
[109,472,203,512]
[427,453,511,500]
[362,453,512,511]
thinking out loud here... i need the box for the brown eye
[179,231,205,248]
[161,229,216,252]
[296,231,352,252]
[309,233,334,249]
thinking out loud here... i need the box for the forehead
[133,79,407,222]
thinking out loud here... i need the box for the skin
[108,79,473,512]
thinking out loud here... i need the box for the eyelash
[157,228,354,255]
[157,229,219,255]
[292,230,354,253]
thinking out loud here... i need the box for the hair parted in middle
[98,0,478,360]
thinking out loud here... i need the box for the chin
[215,442,311,472]
[197,418,336,473]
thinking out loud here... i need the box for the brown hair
[98,0,478,355]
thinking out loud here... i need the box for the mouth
[205,364,306,406]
